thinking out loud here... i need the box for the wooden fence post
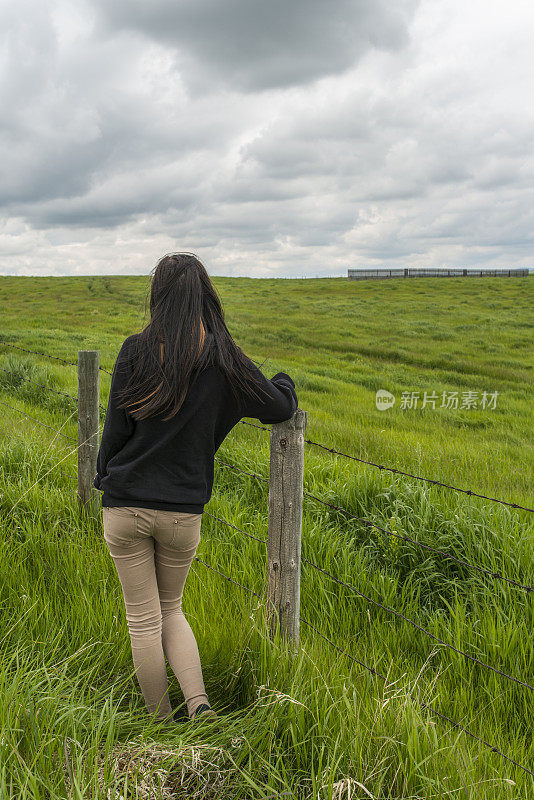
[77,350,100,515]
[266,407,307,653]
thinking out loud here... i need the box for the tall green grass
[0,274,532,798]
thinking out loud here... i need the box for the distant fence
[348,267,529,280]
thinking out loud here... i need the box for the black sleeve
[93,338,136,490]
[238,356,298,424]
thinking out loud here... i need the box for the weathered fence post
[77,350,100,515]
[266,407,307,653]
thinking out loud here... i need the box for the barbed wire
[239,420,534,514]
[213,457,533,593]
[0,367,79,403]
[299,617,534,779]
[58,469,78,480]
[194,548,534,779]
[0,400,77,441]
[302,488,534,594]
[303,436,534,513]
[0,340,113,376]
[203,510,267,544]
[203,502,533,688]
[240,420,269,432]
[0,367,108,413]
[299,553,533,690]
[5,347,529,510]
[0,340,79,366]
[214,456,269,484]
[5,404,529,683]
[194,555,262,599]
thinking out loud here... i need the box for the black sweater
[93,334,298,512]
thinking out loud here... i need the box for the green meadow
[0,273,532,799]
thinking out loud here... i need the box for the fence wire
[303,436,534,514]
[203,502,534,690]
[299,617,534,779]
[302,488,534,594]
[0,367,112,414]
[0,400,77,441]
[239,419,534,514]
[214,456,533,593]
[0,340,113,376]
[203,510,267,544]
[299,553,533,690]
[0,366,80,404]
[194,555,262,599]
[4,342,531,509]
[194,545,534,780]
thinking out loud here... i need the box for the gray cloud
[93,0,417,92]
[1,0,533,277]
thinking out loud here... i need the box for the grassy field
[0,273,532,799]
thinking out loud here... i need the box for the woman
[93,252,298,724]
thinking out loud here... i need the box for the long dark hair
[114,252,268,422]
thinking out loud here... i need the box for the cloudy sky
[1,0,533,277]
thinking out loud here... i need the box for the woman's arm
[238,357,298,424]
[93,338,136,490]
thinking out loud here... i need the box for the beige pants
[102,506,209,720]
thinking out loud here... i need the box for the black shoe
[172,708,187,722]
[190,703,217,722]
